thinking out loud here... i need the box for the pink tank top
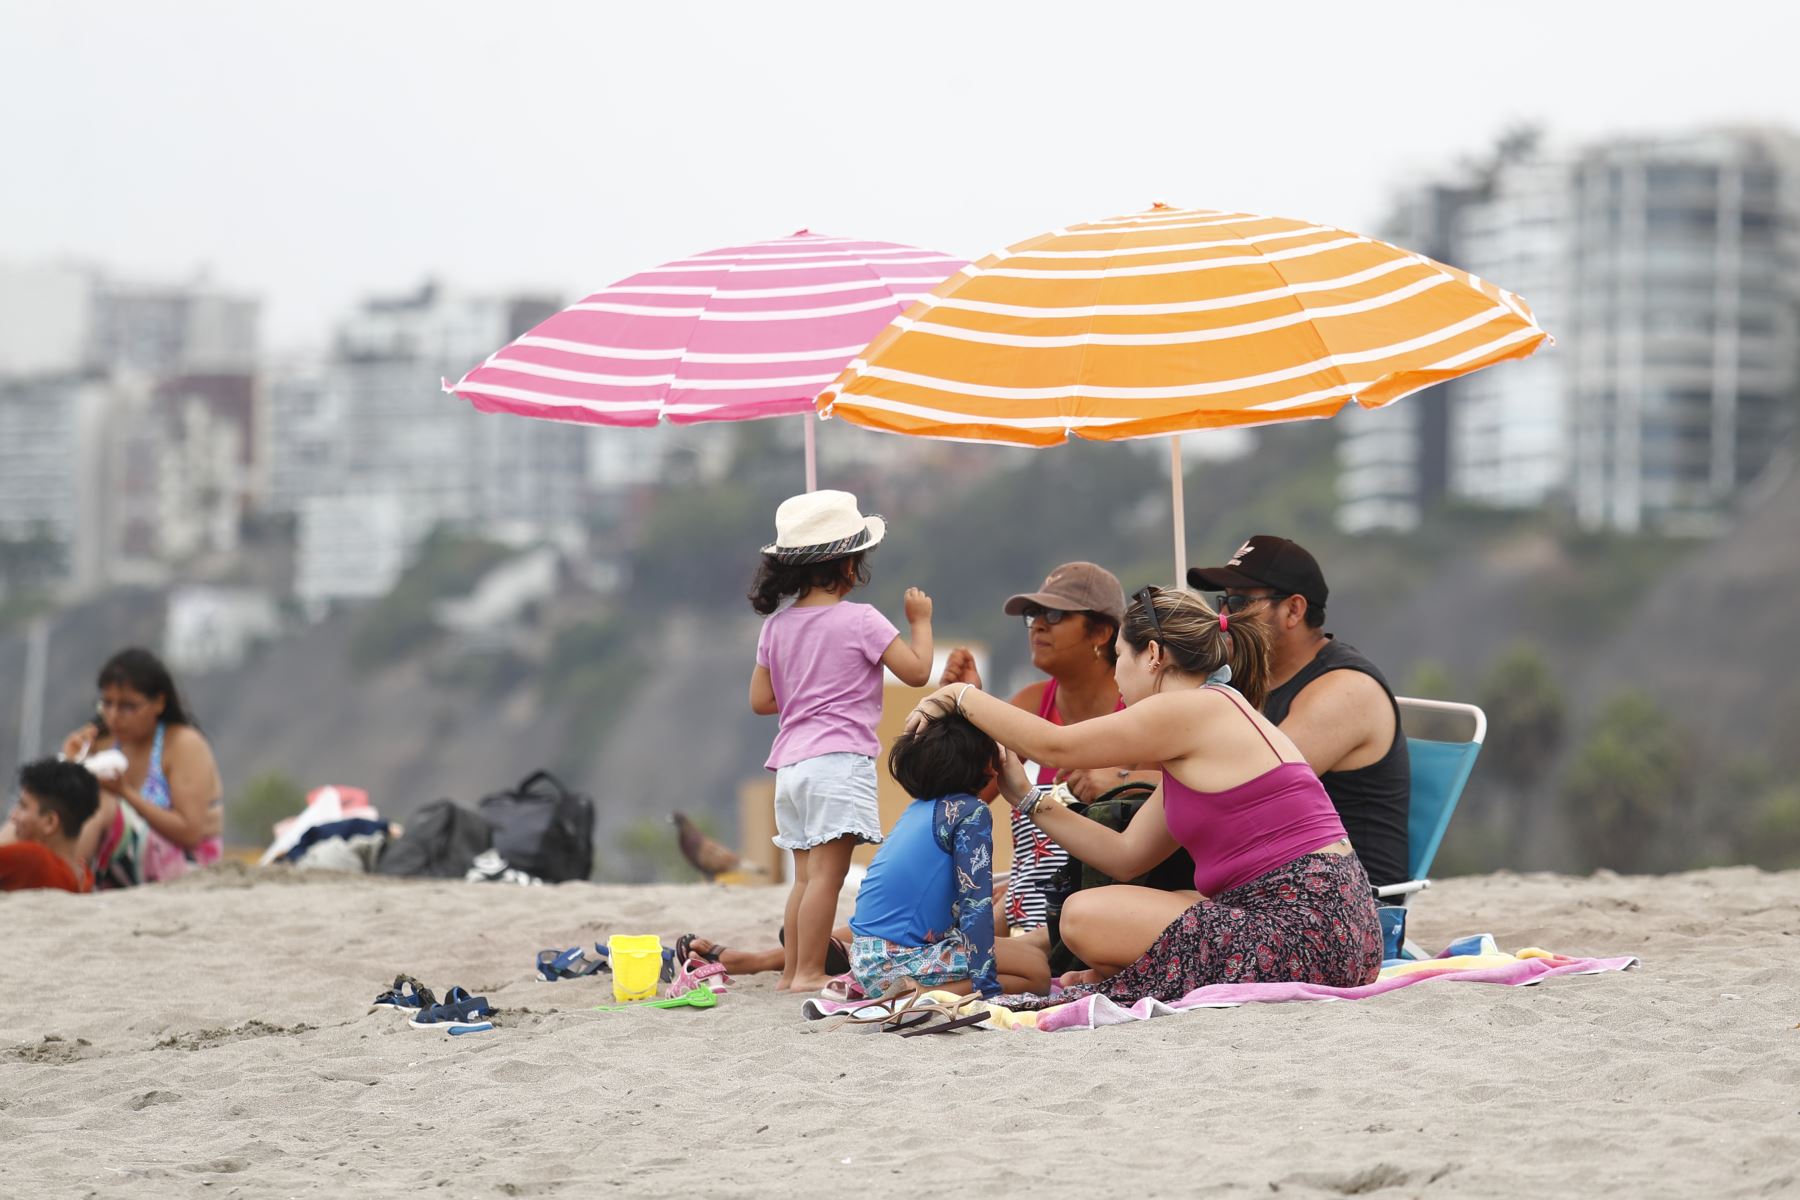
[1160,686,1347,897]
[1034,678,1125,785]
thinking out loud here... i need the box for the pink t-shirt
[756,601,899,770]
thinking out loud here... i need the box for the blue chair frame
[1374,696,1487,907]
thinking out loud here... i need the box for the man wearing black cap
[1187,536,1411,891]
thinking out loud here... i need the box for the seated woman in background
[59,648,225,887]
[907,586,1382,1004]
[936,561,1157,941]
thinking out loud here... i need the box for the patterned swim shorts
[850,932,972,999]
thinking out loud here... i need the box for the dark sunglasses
[1215,591,1292,613]
[1019,604,1077,627]
[1131,586,1165,643]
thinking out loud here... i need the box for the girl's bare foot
[775,976,796,992]
[788,974,834,994]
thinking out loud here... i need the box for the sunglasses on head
[1214,591,1293,613]
[1131,586,1165,643]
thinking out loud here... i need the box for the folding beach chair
[1375,697,1488,908]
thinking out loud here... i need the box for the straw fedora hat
[762,490,886,564]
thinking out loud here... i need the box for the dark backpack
[376,800,493,878]
[1044,782,1198,975]
[477,770,595,883]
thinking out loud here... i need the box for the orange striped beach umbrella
[818,203,1549,577]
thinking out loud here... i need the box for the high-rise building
[1567,129,1800,533]
[0,267,264,595]
[1448,157,1573,509]
[89,277,260,376]
[1336,127,1800,535]
[0,375,113,595]
[1336,172,1498,533]
[268,282,590,610]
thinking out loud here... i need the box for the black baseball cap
[1186,535,1328,610]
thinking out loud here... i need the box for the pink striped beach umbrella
[446,231,967,489]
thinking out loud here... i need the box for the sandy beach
[3,865,1795,1199]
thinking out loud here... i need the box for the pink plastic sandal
[670,956,732,996]
[818,973,865,1002]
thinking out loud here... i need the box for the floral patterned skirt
[1012,851,1383,1009]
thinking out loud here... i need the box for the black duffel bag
[376,799,493,878]
[477,770,595,883]
[1043,782,1197,975]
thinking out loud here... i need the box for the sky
[4,1,1798,349]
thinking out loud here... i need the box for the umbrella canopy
[818,204,1548,447]
[817,203,1549,578]
[447,230,966,431]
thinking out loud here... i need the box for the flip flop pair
[811,979,992,1036]
[892,993,995,1037]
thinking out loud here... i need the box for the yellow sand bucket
[607,934,663,1003]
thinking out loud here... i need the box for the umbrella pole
[1169,436,1187,586]
[803,415,818,493]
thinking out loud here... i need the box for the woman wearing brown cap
[938,562,1158,941]
[909,586,1384,1004]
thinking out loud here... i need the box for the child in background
[850,710,1052,999]
[1,759,100,893]
[749,490,934,993]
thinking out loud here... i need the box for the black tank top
[1261,638,1410,889]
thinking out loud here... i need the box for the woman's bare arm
[933,685,1209,772]
[994,758,1181,882]
[115,728,222,850]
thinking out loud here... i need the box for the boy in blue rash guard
[849,712,1052,999]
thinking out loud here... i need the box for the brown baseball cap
[1003,562,1127,624]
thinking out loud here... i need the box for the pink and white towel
[796,942,1638,1032]
[1031,947,1639,1033]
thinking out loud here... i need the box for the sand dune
[3,865,1796,1198]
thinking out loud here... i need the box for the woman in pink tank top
[907,587,1383,1005]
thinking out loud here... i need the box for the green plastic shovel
[593,985,718,1013]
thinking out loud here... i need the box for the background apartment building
[1337,127,1800,535]
[0,265,262,596]
[266,281,596,614]
[1567,130,1800,533]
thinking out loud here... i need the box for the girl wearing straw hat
[748,490,935,994]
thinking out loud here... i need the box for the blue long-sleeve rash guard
[850,794,999,997]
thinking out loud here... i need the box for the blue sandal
[536,946,609,981]
[409,986,496,1032]
[370,975,436,1013]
